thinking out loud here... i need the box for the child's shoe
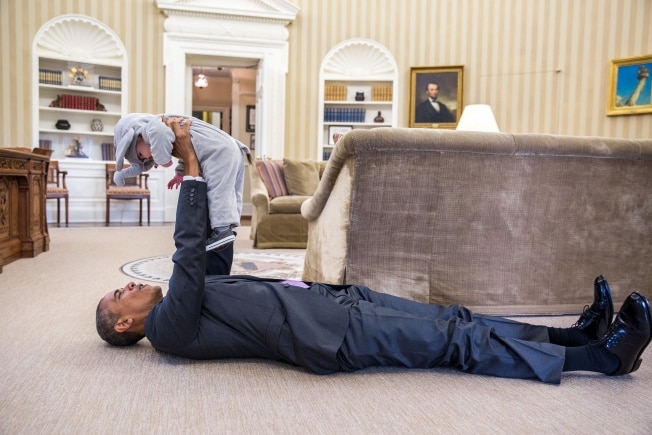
[206,228,236,251]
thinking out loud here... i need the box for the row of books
[39,68,63,85]
[370,85,393,102]
[101,143,116,161]
[324,107,366,123]
[322,150,332,160]
[324,84,393,102]
[57,94,98,111]
[98,76,122,92]
[324,84,347,101]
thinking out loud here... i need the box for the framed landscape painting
[606,54,652,116]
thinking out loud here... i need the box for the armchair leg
[56,198,61,226]
[64,197,69,227]
[147,198,150,226]
[106,198,110,226]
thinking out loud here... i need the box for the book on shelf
[324,84,347,101]
[324,107,365,123]
[98,76,122,91]
[101,143,116,161]
[39,68,62,85]
[371,84,393,101]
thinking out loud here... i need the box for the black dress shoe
[597,291,652,375]
[572,275,614,339]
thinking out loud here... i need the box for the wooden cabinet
[0,148,50,272]
[317,39,399,160]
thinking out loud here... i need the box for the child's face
[135,136,152,162]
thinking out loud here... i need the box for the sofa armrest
[301,131,359,284]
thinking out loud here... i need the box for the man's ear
[114,317,134,333]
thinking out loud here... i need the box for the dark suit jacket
[415,99,454,123]
[145,180,349,374]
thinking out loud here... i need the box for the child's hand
[167,174,183,189]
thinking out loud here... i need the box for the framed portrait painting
[409,65,464,128]
[246,105,256,132]
[606,54,652,116]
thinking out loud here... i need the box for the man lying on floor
[96,118,652,384]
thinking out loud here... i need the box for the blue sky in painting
[615,63,651,106]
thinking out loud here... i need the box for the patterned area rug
[121,252,304,283]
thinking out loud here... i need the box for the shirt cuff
[183,175,205,182]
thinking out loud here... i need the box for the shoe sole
[206,234,236,251]
[627,291,652,374]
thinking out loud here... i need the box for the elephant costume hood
[113,113,157,186]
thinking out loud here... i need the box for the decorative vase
[374,111,384,123]
[91,118,104,132]
[355,92,365,101]
[55,119,71,130]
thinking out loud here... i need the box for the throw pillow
[283,158,320,196]
[256,160,288,198]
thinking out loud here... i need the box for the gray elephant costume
[113,113,249,233]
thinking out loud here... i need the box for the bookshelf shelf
[317,39,399,160]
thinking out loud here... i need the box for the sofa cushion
[269,195,311,214]
[283,158,320,196]
[256,160,288,198]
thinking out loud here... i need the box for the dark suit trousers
[311,284,565,384]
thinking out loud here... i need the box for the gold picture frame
[409,65,464,128]
[606,54,652,116]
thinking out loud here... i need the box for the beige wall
[2,0,650,159]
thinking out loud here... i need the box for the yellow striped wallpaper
[1,0,650,159]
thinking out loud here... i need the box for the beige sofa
[301,128,652,315]
[249,158,326,248]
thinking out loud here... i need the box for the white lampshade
[194,74,208,89]
[456,104,500,132]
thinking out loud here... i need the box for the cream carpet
[1,225,651,434]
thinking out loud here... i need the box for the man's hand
[164,116,200,177]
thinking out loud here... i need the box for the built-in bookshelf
[36,58,124,160]
[33,15,127,161]
[317,39,399,160]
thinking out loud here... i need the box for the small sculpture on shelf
[355,92,365,101]
[65,137,88,158]
[55,119,71,130]
[69,66,90,86]
[91,118,104,132]
[374,111,384,123]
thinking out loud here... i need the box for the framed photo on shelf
[250,134,255,151]
[246,105,256,132]
[328,125,352,145]
[409,65,464,128]
[606,54,652,116]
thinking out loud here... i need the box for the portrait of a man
[409,66,464,128]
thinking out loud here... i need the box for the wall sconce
[456,104,500,132]
[194,71,208,89]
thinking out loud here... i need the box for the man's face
[100,282,163,320]
[426,84,440,99]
